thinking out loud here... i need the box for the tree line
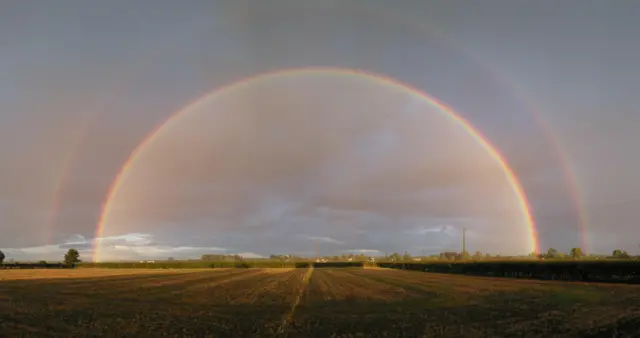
[386,248,635,261]
[294,248,636,262]
[537,248,632,260]
[0,249,82,267]
[0,247,634,265]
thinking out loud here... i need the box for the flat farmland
[1,267,639,337]
[0,268,210,281]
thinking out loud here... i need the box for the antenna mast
[462,227,467,258]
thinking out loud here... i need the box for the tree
[64,248,81,267]
[167,257,174,261]
[612,249,630,259]
[0,250,4,264]
[268,254,291,261]
[570,247,584,259]
[389,252,401,261]
[545,248,563,259]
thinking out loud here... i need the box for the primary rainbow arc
[93,67,539,262]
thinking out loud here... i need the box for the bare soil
[1,267,638,337]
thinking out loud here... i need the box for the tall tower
[462,227,467,257]
[316,238,319,260]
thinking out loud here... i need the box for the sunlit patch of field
[1,267,639,337]
[259,268,296,273]
[0,268,209,281]
[362,264,385,269]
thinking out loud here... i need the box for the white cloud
[2,233,236,262]
[96,233,154,245]
[346,249,382,254]
[298,235,345,245]
[405,225,458,236]
[235,252,265,259]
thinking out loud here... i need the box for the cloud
[345,249,382,254]
[2,233,232,262]
[235,252,265,259]
[58,242,94,250]
[298,235,345,245]
[404,224,459,236]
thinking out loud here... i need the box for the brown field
[1,267,639,337]
[0,268,213,281]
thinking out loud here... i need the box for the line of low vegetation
[79,261,366,269]
[0,247,637,271]
[0,248,81,269]
[377,260,640,283]
[79,261,303,269]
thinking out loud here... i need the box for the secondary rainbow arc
[94,67,539,262]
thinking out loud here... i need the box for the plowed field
[1,267,639,337]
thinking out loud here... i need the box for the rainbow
[504,81,588,252]
[94,66,539,262]
[469,60,588,252]
[46,108,100,245]
[344,3,588,252]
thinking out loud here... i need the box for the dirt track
[1,267,638,337]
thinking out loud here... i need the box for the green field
[1,267,639,337]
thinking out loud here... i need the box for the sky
[1,0,638,261]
